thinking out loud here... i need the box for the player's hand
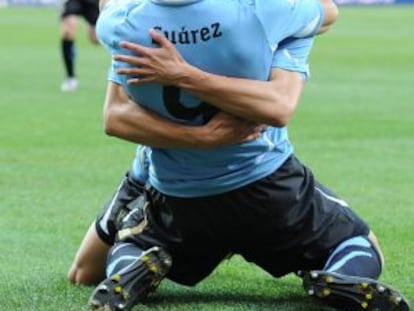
[199,111,265,148]
[114,29,188,86]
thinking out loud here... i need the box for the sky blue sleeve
[108,62,123,84]
[96,0,127,84]
[272,36,315,80]
[256,0,324,41]
[291,0,325,38]
[96,1,122,51]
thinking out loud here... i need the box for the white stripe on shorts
[315,186,349,207]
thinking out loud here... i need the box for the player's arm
[187,36,315,126]
[114,31,305,127]
[318,0,339,34]
[173,65,303,127]
[103,82,263,148]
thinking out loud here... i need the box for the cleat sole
[88,246,172,311]
[302,270,410,311]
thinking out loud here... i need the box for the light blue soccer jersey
[97,0,324,197]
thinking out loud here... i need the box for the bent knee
[67,264,104,286]
[368,231,385,268]
[67,265,80,285]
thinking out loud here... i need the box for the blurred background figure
[59,0,99,91]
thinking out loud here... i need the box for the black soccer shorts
[115,155,370,286]
[95,171,146,245]
[60,0,99,26]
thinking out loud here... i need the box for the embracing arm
[103,82,192,147]
[115,33,304,127]
[173,66,304,127]
[103,82,263,148]
[102,0,335,127]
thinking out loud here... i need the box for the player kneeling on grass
[68,1,410,311]
[87,152,409,311]
[74,147,409,311]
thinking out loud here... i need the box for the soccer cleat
[60,77,78,92]
[88,246,172,311]
[302,270,410,311]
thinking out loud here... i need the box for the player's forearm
[104,82,262,148]
[104,101,206,148]
[114,34,305,126]
[103,83,206,148]
[176,66,304,127]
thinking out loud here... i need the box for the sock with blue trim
[323,235,382,279]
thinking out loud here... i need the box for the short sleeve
[96,0,125,51]
[108,61,123,84]
[272,36,315,80]
[96,0,136,84]
[255,0,325,42]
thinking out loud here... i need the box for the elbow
[103,107,120,137]
[265,101,295,127]
[325,2,339,27]
[104,122,117,137]
[266,114,290,127]
[276,116,290,127]
[319,0,339,34]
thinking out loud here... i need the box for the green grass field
[0,6,413,311]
